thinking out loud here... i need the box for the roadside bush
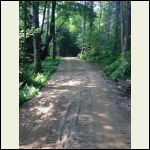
[19,85,38,104]
[19,57,60,104]
[105,52,131,81]
[78,49,131,81]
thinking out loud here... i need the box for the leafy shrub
[78,49,131,81]
[97,54,117,66]
[105,57,121,75]
[33,73,48,87]
[105,52,131,80]
[19,57,60,104]
[78,50,117,64]
[19,85,39,104]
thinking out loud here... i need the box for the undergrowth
[78,51,131,81]
[19,56,60,105]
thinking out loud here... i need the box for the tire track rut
[20,57,130,149]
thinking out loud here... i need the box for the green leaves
[19,85,39,104]
[19,57,60,104]
[78,49,131,81]
[19,27,41,39]
[105,53,131,81]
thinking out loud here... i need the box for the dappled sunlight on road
[102,125,114,131]
[98,113,109,120]
[20,57,130,149]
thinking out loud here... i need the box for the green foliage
[78,50,131,81]
[19,57,60,104]
[19,28,41,41]
[19,1,131,105]
[78,51,93,61]
[19,85,39,104]
[32,73,48,87]
[105,52,131,80]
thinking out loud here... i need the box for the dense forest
[19,1,131,104]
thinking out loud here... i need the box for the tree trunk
[113,1,120,53]
[127,1,131,51]
[23,1,27,64]
[81,1,86,52]
[42,2,50,60]
[43,1,57,60]
[123,1,131,53]
[46,2,50,42]
[33,1,41,73]
[89,1,93,33]
[41,1,47,36]
[39,1,47,60]
[82,1,86,36]
[106,2,111,40]
[120,1,124,52]
[99,1,102,38]
[43,21,64,60]
[51,1,56,59]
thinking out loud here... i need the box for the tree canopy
[19,1,131,103]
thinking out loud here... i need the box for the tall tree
[119,1,131,53]
[82,1,86,36]
[124,1,131,52]
[33,1,41,73]
[40,1,47,60]
[89,1,94,32]
[128,1,131,51]
[113,1,120,52]
[98,1,102,37]
[81,1,86,52]
[123,1,131,52]
[43,1,56,59]
[42,2,50,60]
[40,1,47,36]
[46,2,50,42]
[106,2,111,40]
[23,1,27,64]
[120,1,124,52]
[51,1,56,59]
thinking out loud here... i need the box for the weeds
[78,51,131,81]
[19,57,60,104]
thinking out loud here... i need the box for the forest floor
[20,57,131,149]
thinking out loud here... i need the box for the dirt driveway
[19,57,131,149]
